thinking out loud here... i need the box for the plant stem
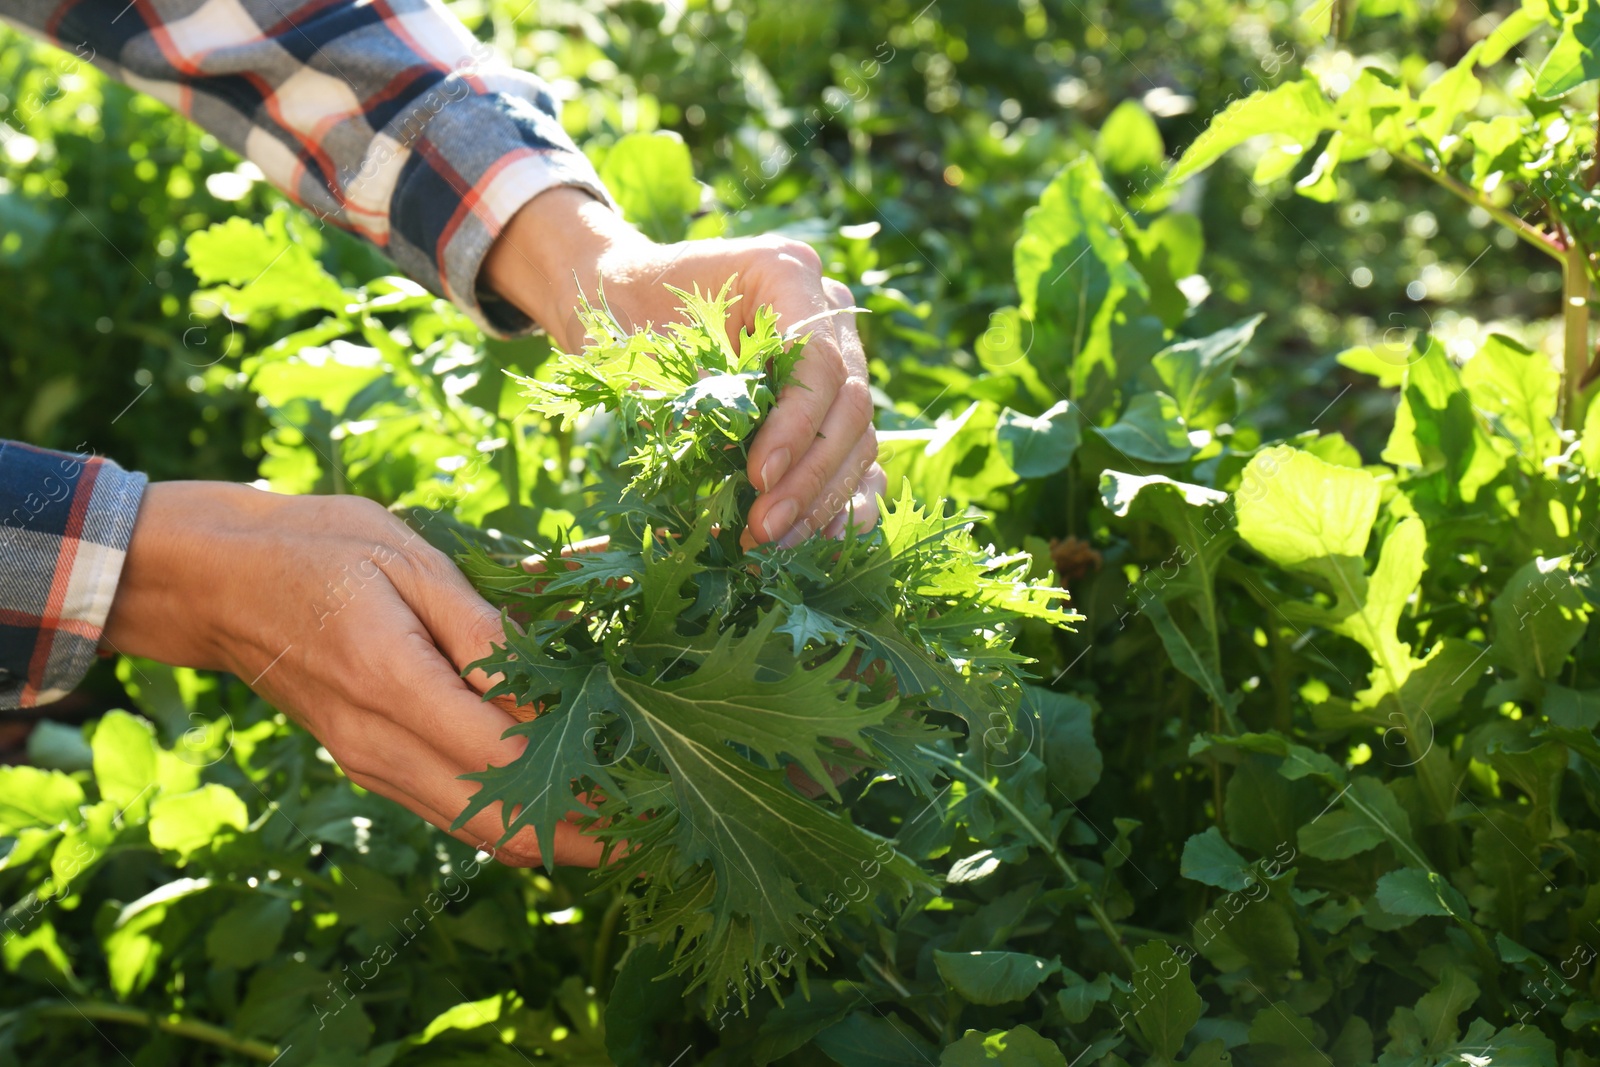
[1388,151,1565,261]
[36,1002,279,1062]
[917,747,1136,971]
[590,891,627,989]
[1564,241,1592,430]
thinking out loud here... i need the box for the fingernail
[759,448,791,492]
[763,498,798,543]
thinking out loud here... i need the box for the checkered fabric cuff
[4,0,617,339]
[0,442,147,710]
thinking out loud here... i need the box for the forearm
[2,0,615,337]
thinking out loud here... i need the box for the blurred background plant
[10,0,1600,1064]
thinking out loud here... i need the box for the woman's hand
[101,481,602,868]
[483,187,886,547]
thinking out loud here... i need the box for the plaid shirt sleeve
[2,0,617,337]
[0,442,146,710]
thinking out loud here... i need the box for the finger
[517,535,612,576]
[823,462,888,539]
[325,641,606,868]
[778,433,879,548]
[741,241,848,499]
[340,734,605,869]
[748,279,873,544]
[374,536,521,698]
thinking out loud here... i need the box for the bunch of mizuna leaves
[452,286,1079,1007]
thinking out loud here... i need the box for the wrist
[482,186,651,350]
[102,481,280,671]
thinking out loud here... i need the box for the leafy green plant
[454,286,1081,1008]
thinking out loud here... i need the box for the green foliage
[15,2,1600,1065]
[456,288,1076,1007]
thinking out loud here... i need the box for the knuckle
[836,377,875,426]
[765,235,822,274]
[821,277,853,307]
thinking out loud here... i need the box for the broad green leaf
[1096,99,1165,174]
[1375,867,1470,918]
[1181,826,1252,891]
[1097,392,1193,464]
[1194,897,1299,975]
[1545,683,1600,728]
[933,951,1061,1005]
[1461,333,1559,463]
[0,766,84,832]
[1483,2,1551,65]
[1128,212,1205,327]
[598,132,701,243]
[996,400,1079,478]
[974,306,1054,406]
[1223,752,1322,855]
[1024,686,1101,801]
[185,211,346,317]
[1246,1004,1326,1066]
[814,1013,939,1066]
[1490,556,1590,685]
[1383,338,1504,501]
[1152,315,1262,430]
[748,979,855,1065]
[1056,973,1113,1025]
[206,895,293,970]
[91,710,158,813]
[1413,967,1480,1050]
[1237,445,1378,569]
[1336,344,1411,388]
[1294,130,1344,201]
[104,903,167,997]
[147,784,249,859]
[1167,80,1333,186]
[1470,811,1546,938]
[940,1024,1068,1066]
[1535,1,1600,98]
[1015,157,1145,321]
[1298,808,1386,860]
[1101,472,1229,515]
[1240,448,1422,690]
[1301,775,1426,866]
[1103,471,1234,711]
[1417,45,1483,144]
[1121,941,1202,1059]
[1013,157,1146,413]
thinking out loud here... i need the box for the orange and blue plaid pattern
[0,443,145,709]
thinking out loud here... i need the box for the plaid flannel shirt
[1,0,615,709]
